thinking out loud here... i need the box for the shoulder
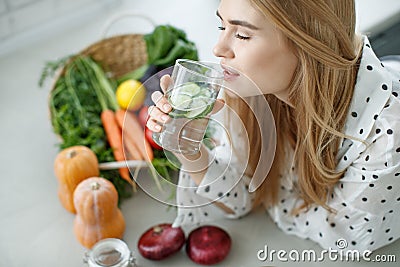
[337,37,400,171]
[338,93,400,188]
[354,95,400,170]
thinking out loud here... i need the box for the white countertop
[1,1,399,266]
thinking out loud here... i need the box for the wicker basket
[56,12,156,79]
[79,33,148,79]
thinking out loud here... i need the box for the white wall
[356,0,400,34]
[0,0,400,58]
[0,0,120,55]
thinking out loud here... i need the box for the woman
[147,0,400,252]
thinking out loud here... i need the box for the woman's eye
[235,33,250,40]
[217,26,250,40]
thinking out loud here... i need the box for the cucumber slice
[198,102,214,118]
[185,99,211,118]
[199,88,212,98]
[169,94,192,109]
[179,82,201,96]
[169,110,187,118]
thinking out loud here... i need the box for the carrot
[115,109,154,162]
[101,109,133,185]
[101,110,124,160]
[121,134,141,192]
[74,56,136,189]
[122,132,143,160]
[119,167,136,190]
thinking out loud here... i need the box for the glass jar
[83,238,136,267]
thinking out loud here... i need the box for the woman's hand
[146,76,173,132]
[146,75,225,184]
[146,75,225,133]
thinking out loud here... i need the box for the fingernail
[155,125,161,131]
[163,103,171,111]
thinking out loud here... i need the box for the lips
[221,64,240,81]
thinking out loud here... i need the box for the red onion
[186,225,231,265]
[137,223,185,260]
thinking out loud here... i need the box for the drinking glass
[152,59,224,155]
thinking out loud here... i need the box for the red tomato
[145,127,163,150]
[138,106,149,128]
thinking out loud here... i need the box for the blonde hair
[226,0,363,212]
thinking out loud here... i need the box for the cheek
[244,45,298,95]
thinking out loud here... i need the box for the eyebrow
[216,10,260,30]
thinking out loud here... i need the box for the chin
[223,76,264,98]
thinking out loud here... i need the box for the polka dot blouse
[172,36,400,253]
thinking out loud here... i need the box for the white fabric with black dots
[268,36,400,253]
[172,142,254,228]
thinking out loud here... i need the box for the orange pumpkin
[73,177,125,248]
[54,146,99,213]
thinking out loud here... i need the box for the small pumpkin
[54,145,99,213]
[73,177,126,248]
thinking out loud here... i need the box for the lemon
[116,79,146,110]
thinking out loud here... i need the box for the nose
[213,35,234,59]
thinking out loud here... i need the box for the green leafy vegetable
[144,25,199,68]
[39,55,72,87]
[44,56,133,201]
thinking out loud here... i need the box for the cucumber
[169,110,187,118]
[197,102,214,117]
[169,94,192,109]
[185,98,212,118]
[169,83,216,118]
[198,88,212,98]
[179,82,201,96]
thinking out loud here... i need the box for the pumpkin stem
[66,150,77,159]
[91,182,101,190]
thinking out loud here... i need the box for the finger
[151,91,164,105]
[210,99,225,115]
[147,105,157,119]
[148,105,170,124]
[151,91,172,113]
[160,75,172,93]
[146,119,162,132]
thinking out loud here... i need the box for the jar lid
[85,238,134,267]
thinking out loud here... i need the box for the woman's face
[213,0,298,102]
